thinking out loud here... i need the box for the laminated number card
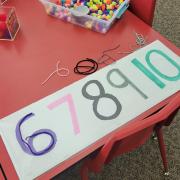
[0,40,179,180]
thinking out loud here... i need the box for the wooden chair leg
[155,127,170,176]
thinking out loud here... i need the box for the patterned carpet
[54,0,180,179]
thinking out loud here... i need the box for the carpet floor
[54,0,180,179]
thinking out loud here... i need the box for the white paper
[0,40,179,180]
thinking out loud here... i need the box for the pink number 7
[47,94,80,135]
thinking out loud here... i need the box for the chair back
[129,0,157,26]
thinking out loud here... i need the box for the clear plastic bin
[0,7,20,41]
[0,0,8,5]
[38,0,129,33]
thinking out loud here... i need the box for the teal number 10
[132,49,180,89]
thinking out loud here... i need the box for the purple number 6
[16,113,57,156]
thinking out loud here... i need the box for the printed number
[16,113,57,156]
[47,94,80,135]
[82,80,122,120]
[132,49,180,88]
[16,94,80,156]
[0,164,7,180]
[107,69,148,99]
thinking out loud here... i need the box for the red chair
[80,93,180,180]
[129,0,157,26]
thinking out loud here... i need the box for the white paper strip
[0,40,179,180]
